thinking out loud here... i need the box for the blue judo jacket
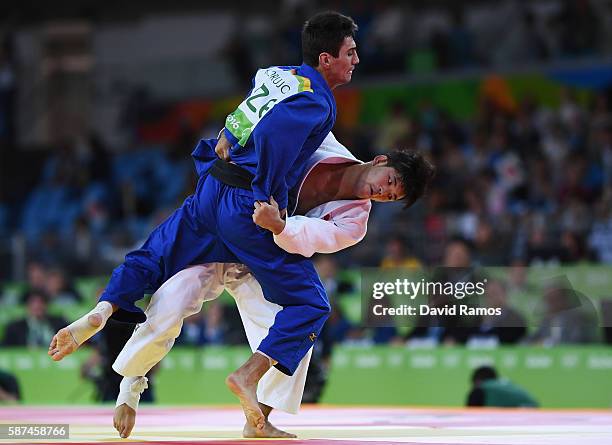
[192,63,336,210]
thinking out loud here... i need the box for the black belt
[209,159,254,190]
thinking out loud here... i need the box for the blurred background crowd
[1,0,612,402]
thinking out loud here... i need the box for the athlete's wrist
[271,218,286,235]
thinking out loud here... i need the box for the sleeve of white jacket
[273,202,370,257]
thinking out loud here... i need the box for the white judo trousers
[113,263,312,414]
[112,132,371,415]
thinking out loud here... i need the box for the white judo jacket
[273,132,372,257]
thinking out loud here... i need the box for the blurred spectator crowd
[1,83,609,281]
[3,131,197,276]
[1,0,612,354]
[350,85,612,269]
[271,0,612,76]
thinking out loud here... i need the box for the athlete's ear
[372,155,388,166]
[319,52,331,68]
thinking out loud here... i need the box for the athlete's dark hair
[384,150,436,208]
[302,11,358,67]
[471,365,498,384]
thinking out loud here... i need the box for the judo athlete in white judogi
[111,132,435,438]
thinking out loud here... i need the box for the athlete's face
[357,156,406,202]
[323,37,359,88]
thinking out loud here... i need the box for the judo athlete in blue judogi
[49,11,359,431]
[104,79,335,374]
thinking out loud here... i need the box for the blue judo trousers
[99,64,336,375]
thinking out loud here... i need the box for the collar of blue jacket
[296,63,332,95]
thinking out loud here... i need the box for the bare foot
[48,313,103,361]
[226,373,265,430]
[113,403,136,439]
[243,420,297,438]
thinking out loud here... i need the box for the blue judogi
[100,64,336,375]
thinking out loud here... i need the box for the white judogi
[113,133,371,414]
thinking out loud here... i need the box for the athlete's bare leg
[242,403,297,438]
[48,302,116,361]
[225,352,272,431]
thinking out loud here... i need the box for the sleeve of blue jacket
[250,94,327,210]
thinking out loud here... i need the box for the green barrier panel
[506,74,592,108]
[359,80,480,124]
[322,346,612,408]
[355,70,598,126]
[0,349,97,404]
[1,346,611,408]
[154,347,252,405]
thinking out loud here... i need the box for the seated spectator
[588,191,612,263]
[325,304,353,345]
[529,279,600,345]
[3,290,67,347]
[21,144,82,243]
[380,235,422,269]
[559,230,588,263]
[203,301,226,345]
[221,302,248,346]
[176,302,226,346]
[314,255,340,297]
[406,239,484,346]
[154,128,193,208]
[469,279,527,345]
[466,365,538,407]
[405,292,477,346]
[472,219,509,266]
[44,265,83,305]
[372,326,397,344]
[176,313,208,346]
[0,369,21,403]
[18,260,48,302]
[443,237,473,268]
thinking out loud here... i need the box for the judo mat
[1,405,611,444]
